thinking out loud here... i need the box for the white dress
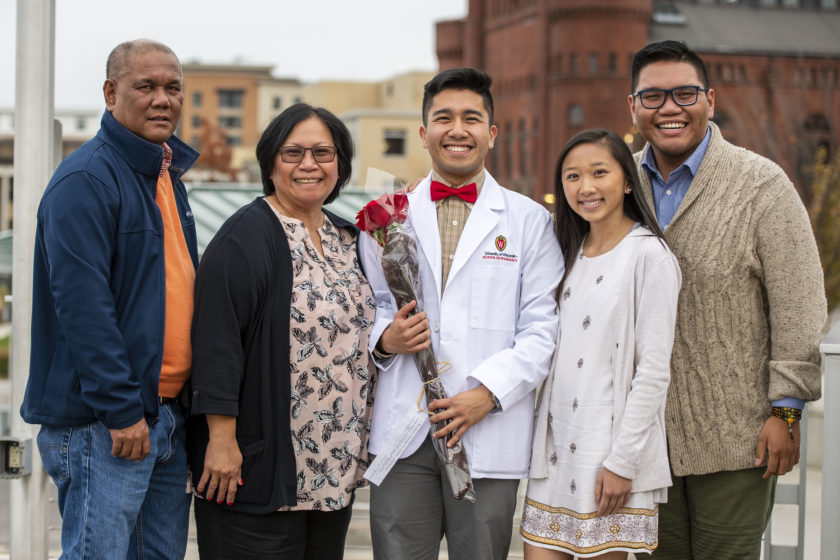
[521,230,667,557]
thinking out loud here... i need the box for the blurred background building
[178,64,433,189]
[436,0,840,206]
[2,0,838,235]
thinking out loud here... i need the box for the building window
[219,116,242,129]
[383,129,406,156]
[823,0,838,8]
[712,110,730,129]
[192,115,202,128]
[568,104,584,127]
[550,54,563,76]
[519,119,527,176]
[192,92,202,108]
[804,114,831,132]
[76,116,86,131]
[570,52,579,75]
[608,53,617,75]
[218,90,244,108]
[588,53,598,75]
[782,0,799,6]
[273,96,282,110]
[226,136,242,147]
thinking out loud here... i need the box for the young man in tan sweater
[627,40,825,559]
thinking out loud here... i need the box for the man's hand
[198,415,243,505]
[109,418,150,462]
[380,300,431,355]
[755,415,800,479]
[404,178,423,193]
[595,467,632,516]
[428,385,496,447]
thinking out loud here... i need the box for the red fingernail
[217,499,223,504]
[227,501,233,506]
[239,478,244,485]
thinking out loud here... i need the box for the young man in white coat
[360,67,564,560]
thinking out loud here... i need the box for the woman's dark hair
[256,103,354,204]
[553,128,665,299]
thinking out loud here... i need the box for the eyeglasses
[633,86,707,109]
[278,146,337,163]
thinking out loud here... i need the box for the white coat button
[666,189,672,195]
[449,255,454,260]
[433,324,440,332]
[452,220,458,226]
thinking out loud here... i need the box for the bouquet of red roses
[356,192,476,502]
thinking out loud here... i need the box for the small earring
[625,187,632,194]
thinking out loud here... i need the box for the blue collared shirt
[640,126,804,411]
[641,126,711,228]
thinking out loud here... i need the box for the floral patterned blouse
[266,200,376,511]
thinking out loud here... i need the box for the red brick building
[436,0,840,205]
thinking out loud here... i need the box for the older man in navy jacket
[21,39,198,559]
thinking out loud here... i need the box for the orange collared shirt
[155,144,195,397]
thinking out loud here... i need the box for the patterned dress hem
[520,497,658,557]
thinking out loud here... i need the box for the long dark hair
[553,128,665,299]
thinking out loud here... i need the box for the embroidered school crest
[495,235,507,252]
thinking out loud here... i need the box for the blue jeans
[37,402,191,560]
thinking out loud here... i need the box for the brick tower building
[436,0,840,205]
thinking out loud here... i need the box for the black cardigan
[188,198,364,514]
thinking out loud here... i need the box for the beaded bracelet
[771,406,802,442]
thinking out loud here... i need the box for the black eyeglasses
[278,146,337,163]
[633,86,707,109]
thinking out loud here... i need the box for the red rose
[356,193,409,245]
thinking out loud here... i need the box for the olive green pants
[652,467,776,560]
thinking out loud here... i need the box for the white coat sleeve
[358,231,400,370]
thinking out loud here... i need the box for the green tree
[807,147,840,311]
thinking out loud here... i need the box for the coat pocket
[469,265,518,331]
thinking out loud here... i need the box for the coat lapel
[408,176,443,297]
[446,174,503,285]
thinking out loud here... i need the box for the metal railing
[819,320,840,560]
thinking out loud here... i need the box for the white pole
[11,0,57,558]
[821,321,840,560]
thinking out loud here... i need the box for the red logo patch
[495,235,507,252]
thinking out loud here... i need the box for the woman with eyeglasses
[188,103,376,559]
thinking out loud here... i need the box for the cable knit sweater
[635,123,826,476]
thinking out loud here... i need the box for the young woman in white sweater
[521,129,681,559]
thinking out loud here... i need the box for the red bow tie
[430,181,478,203]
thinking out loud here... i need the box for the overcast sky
[0,0,468,109]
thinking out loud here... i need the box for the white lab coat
[360,171,563,479]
